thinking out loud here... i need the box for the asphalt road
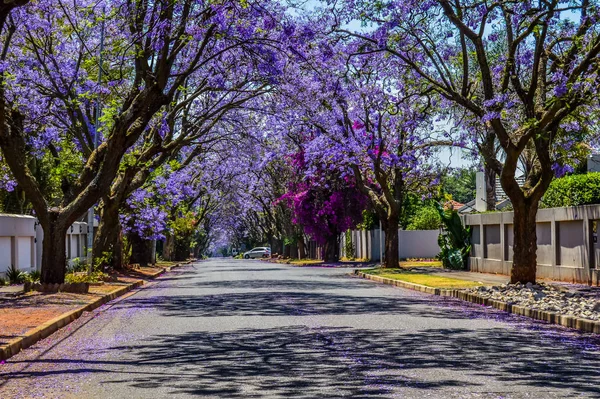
[1,259,600,399]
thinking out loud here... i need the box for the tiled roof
[444,200,465,210]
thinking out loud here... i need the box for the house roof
[457,200,476,213]
[444,200,465,211]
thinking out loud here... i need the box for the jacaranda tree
[337,0,600,282]
[0,0,285,283]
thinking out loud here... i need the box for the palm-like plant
[6,264,26,284]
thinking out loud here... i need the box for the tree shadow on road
[112,325,600,397]
[111,289,488,319]
[5,324,600,398]
[4,261,600,398]
[167,278,376,291]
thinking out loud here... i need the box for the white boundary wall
[341,228,440,261]
[462,204,600,284]
[0,214,87,276]
[398,230,440,259]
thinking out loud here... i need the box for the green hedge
[407,206,441,230]
[542,172,600,208]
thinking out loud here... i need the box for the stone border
[355,271,600,334]
[24,282,90,294]
[128,259,193,279]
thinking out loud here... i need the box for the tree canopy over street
[0,0,599,284]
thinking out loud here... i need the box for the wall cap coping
[0,214,36,220]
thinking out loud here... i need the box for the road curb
[145,269,164,279]
[135,260,189,279]
[163,260,193,272]
[0,280,144,361]
[355,271,600,334]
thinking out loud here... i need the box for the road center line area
[1,259,600,399]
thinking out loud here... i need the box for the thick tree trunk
[290,243,298,259]
[41,219,69,284]
[510,201,539,284]
[173,238,190,261]
[322,235,339,263]
[382,216,399,268]
[480,130,498,211]
[94,226,124,270]
[196,235,210,258]
[283,243,291,258]
[93,198,123,269]
[163,234,175,260]
[129,233,153,266]
[497,137,552,285]
[270,237,283,256]
[163,233,175,261]
[112,229,124,270]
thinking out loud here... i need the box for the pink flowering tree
[279,151,367,262]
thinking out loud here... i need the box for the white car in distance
[243,247,271,259]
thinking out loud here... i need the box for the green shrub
[0,276,6,286]
[356,210,377,230]
[24,270,41,283]
[542,172,600,208]
[65,271,109,284]
[6,264,26,284]
[436,203,471,270]
[69,257,88,273]
[407,206,442,230]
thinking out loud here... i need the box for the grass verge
[362,268,482,289]
[399,260,443,268]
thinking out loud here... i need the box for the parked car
[243,247,271,259]
[232,249,239,256]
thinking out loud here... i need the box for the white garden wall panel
[0,237,11,273]
[398,230,440,259]
[343,228,440,262]
[17,237,32,270]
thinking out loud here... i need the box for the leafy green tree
[441,169,476,205]
[407,207,441,231]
